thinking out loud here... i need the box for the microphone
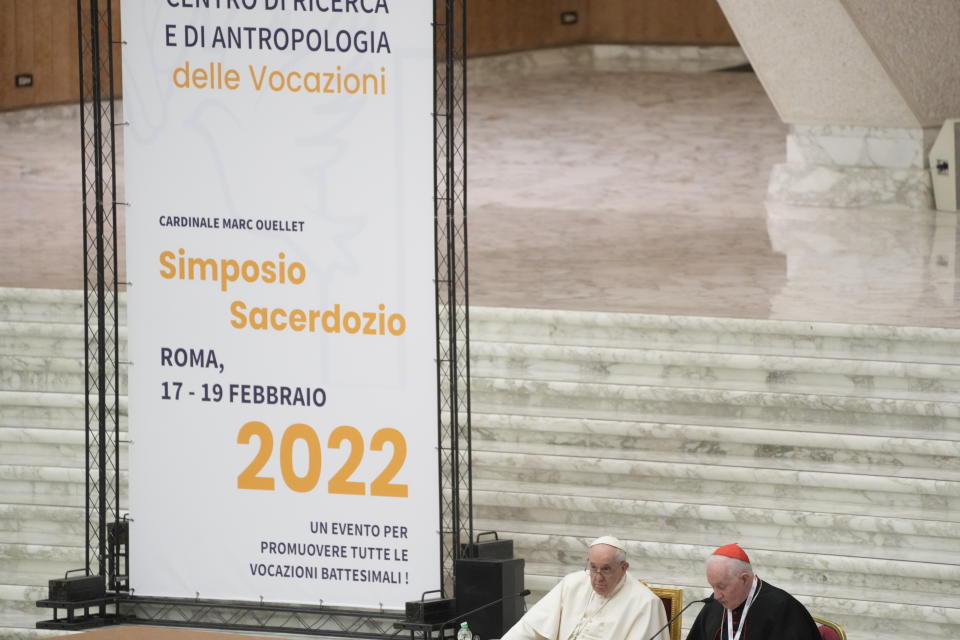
[646,594,714,640]
[437,589,532,638]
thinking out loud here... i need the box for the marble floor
[2,50,959,328]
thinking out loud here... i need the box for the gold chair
[643,583,684,640]
[813,615,847,640]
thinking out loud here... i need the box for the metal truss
[77,0,123,590]
[121,597,403,639]
[43,0,472,636]
[434,0,473,597]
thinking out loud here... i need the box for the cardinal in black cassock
[685,544,821,640]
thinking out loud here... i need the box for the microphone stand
[646,595,714,640]
[437,589,532,640]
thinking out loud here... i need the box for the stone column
[717,0,960,209]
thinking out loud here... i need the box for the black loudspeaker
[455,557,525,640]
[48,572,105,602]
[460,531,514,560]
[405,590,457,624]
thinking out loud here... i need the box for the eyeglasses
[585,564,621,578]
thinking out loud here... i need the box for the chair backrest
[645,584,683,640]
[813,615,847,640]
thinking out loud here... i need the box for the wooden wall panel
[0,0,32,110]
[0,1,17,108]
[0,0,122,111]
[467,0,590,57]
[468,0,736,57]
[0,0,79,110]
[692,0,738,43]
[33,1,60,105]
[50,1,81,104]
[588,0,737,45]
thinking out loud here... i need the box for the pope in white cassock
[501,536,669,640]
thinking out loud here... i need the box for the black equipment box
[455,556,525,640]
[460,531,513,560]
[108,519,129,545]
[405,590,457,624]
[48,571,106,602]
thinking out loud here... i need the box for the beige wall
[1,0,736,110]
[842,0,960,127]
[717,0,960,128]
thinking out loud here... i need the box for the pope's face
[586,544,627,597]
[706,558,753,610]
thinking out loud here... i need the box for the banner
[121,0,439,609]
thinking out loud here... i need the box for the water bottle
[457,621,473,640]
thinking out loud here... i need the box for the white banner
[121,0,439,609]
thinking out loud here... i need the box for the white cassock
[501,571,669,640]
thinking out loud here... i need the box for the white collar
[724,576,761,640]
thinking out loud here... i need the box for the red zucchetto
[712,543,750,563]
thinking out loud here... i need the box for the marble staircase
[469,307,960,640]
[0,289,120,639]
[2,290,960,638]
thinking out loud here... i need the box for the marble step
[0,354,110,395]
[472,458,955,518]
[0,465,128,507]
[0,628,71,640]
[0,583,97,638]
[0,287,125,325]
[471,450,960,518]
[0,322,86,358]
[473,420,960,481]
[0,322,127,363]
[472,377,960,435]
[0,630,72,640]
[0,543,85,587]
[806,594,960,640]
[472,492,960,563]
[0,288,84,323]
[0,391,127,430]
[475,403,953,441]
[471,340,960,396]
[0,467,85,507]
[11,294,960,364]
[470,306,960,363]
[0,583,50,631]
[472,413,960,476]
[0,428,128,468]
[0,429,85,467]
[0,504,84,546]
[0,465,86,507]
